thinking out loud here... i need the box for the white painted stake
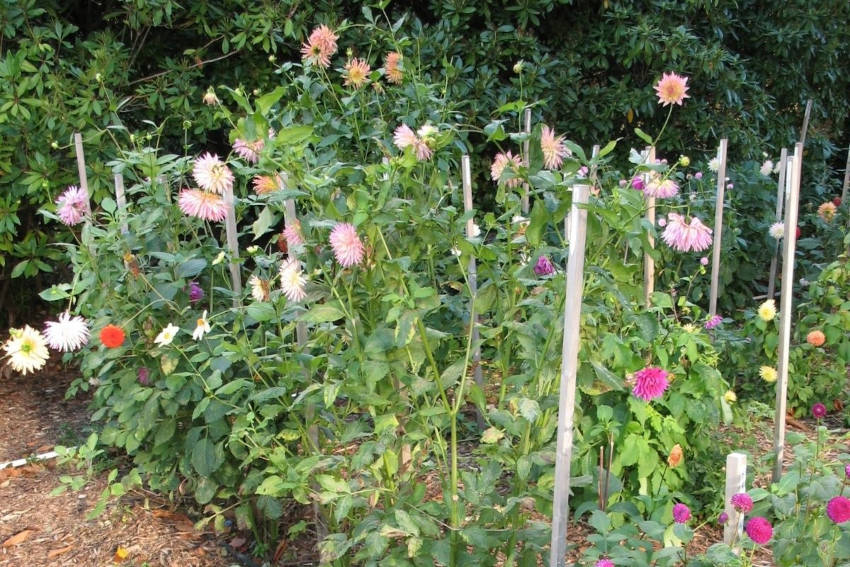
[550,184,590,567]
[461,156,484,396]
[222,183,242,301]
[0,450,59,471]
[643,148,656,306]
[773,142,803,482]
[114,173,129,234]
[767,148,789,300]
[799,99,813,149]
[522,108,532,215]
[723,452,747,547]
[709,139,729,317]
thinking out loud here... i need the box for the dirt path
[0,356,232,566]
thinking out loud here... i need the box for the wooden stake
[522,108,532,215]
[550,184,590,567]
[773,142,803,482]
[114,173,129,234]
[643,147,656,306]
[767,148,789,300]
[222,183,242,301]
[73,133,89,196]
[709,139,729,317]
[799,99,813,148]
[461,156,485,407]
[723,452,747,547]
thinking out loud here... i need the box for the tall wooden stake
[709,139,729,317]
[767,148,789,300]
[773,143,803,482]
[461,156,485,425]
[550,184,590,567]
[723,452,747,547]
[222,183,242,302]
[643,147,656,306]
[114,173,129,234]
[799,99,813,148]
[73,133,89,197]
[522,108,532,215]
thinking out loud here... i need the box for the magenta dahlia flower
[632,366,669,401]
[731,492,753,514]
[672,503,691,524]
[812,402,827,419]
[329,222,365,268]
[745,516,773,544]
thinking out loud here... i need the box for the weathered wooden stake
[222,183,242,301]
[709,139,729,317]
[723,452,747,547]
[114,173,129,234]
[767,149,789,300]
[522,108,532,215]
[550,184,590,567]
[773,142,803,482]
[461,156,485,407]
[643,147,656,306]
[73,133,89,197]
[799,99,813,148]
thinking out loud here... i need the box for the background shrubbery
[2,0,850,321]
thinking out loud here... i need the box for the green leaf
[517,398,540,422]
[39,284,71,301]
[245,301,277,322]
[256,86,285,115]
[191,437,223,477]
[315,474,349,494]
[252,206,278,241]
[634,127,653,145]
[215,378,251,397]
[177,258,207,278]
[526,198,548,248]
[374,414,399,436]
[194,476,218,504]
[481,427,504,444]
[301,303,345,323]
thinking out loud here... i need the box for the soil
[2,351,834,566]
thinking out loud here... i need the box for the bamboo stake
[222,183,242,302]
[773,142,803,482]
[723,453,747,547]
[799,99,813,148]
[114,173,129,234]
[461,156,485,426]
[767,148,789,300]
[709,139,729,317]
[643,147,656,306]
[522,108,532,215]
[550,184,590,567]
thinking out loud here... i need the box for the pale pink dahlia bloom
[329,222,365,267]
[654,72,690,106]
[282,219,304,247]
[56,185,90,226]
[540,125,569,170]
[279,258,307,302]
[233,138,264,164]
[644,178,679,199]
[393,124,432,161]
[44,312,90,352]
[192,153,234,195]
[301,24,338,68]
[178,189,227,222]
[393,124,418,149]
[252,174,283,195]
[491,151,522,188]
[632,366,669,401]
[661,213,713,253]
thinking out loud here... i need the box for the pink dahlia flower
[644,178,679,199]
[672,503,691,524]
[178,189,227,222]
[632,366,669,401]
[828,496,850,524]
[56,185,90,226]
[661,213,713,253]
[279,258,307,302]
[301,24,338,68]
[192,152,234,195]
[329,222,365,267]
[343,57,370,88]
[704,314,723,330]
[384,51,403,84]
[233,138,264,164]
[654,72,690,106]
[491,151,523,188]
[541,125,569,170]
[731,492,753,513]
